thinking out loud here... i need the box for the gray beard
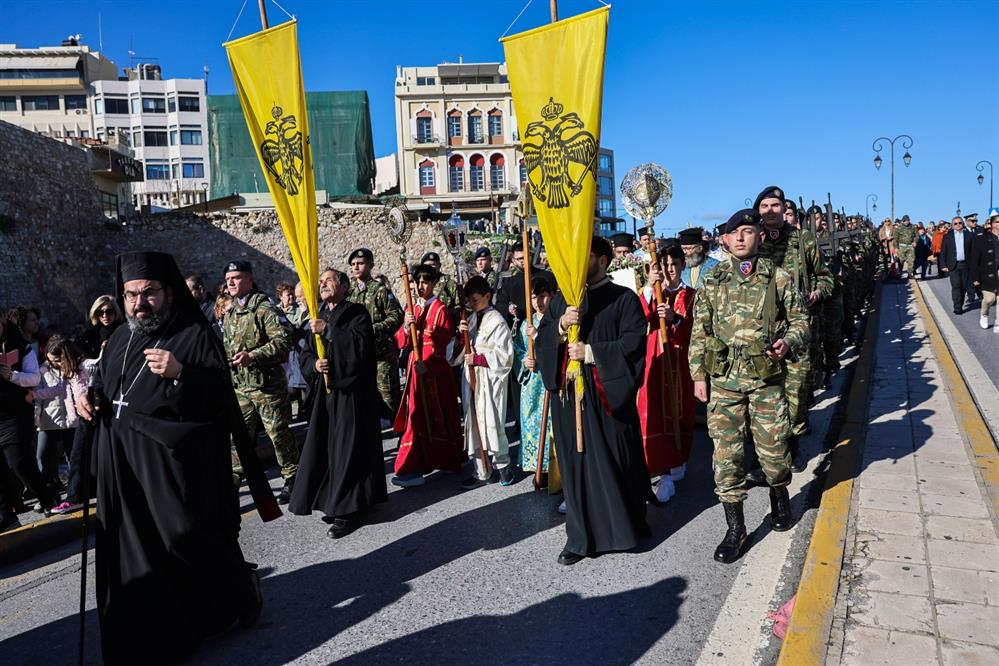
[127,303,174,336]
[686,251,705,268]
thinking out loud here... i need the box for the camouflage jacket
[688,256,809,390]
[759,222,835,302]
[433,274,460,311]
[223,291,291,390]
[349,278,403,356]
[893,223,917,248]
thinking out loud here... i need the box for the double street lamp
[976,160,994,210]
[872,134,913,221]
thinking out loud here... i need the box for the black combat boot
[713,502,748,564]
[277,477,295,505]
[769,486,794,532]
[788,436,805,474]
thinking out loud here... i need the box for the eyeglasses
[123,287,164,303]
[97,308,115,316]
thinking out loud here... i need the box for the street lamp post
[976,160,994,210]
[865,193,878,221]
[872,134,913,221]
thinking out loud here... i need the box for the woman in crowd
[915,223,933,280]
[30,335,88,513]
[931,221,947,277]
[79,295,122,359]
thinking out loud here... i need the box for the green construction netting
[208,91,375,200]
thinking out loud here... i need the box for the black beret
[784,199,798,211]
[611,233,635,248]
[348,248,374,263]
[753,185,785,210]
[902,214,911,221]
[474,246,492,259]
[421,251,441,263]
[677,228,703,245]
[723,208,762,234]
[224,259,253,274]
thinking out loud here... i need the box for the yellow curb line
[777,283,883,666]
[912,282,999,518]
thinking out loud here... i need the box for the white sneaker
[654,477,675,503]
[557,500,566,515]
[669,464,686,481]
[981,315,989,330]
[994,324,999,333]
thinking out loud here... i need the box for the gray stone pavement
[0,355,858,665]
[828,281,999,665]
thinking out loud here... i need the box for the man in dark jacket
[971,215,999,330]
[940,216,975,315]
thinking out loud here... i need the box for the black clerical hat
[119,251,174,284]
[611,233,635,248]
[722,209,762,234]
[753,186,785,210]
[677,228,703,245]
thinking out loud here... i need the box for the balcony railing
[412,134,440,145]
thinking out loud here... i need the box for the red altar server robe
[637,284,696,476]
[393,297,464,475]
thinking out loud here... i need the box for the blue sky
[6,0,998,235]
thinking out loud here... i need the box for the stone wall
[0,119,454,331]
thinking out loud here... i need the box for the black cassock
[93,311,255,664]
[537,280,652,556]
[291,301,387,519]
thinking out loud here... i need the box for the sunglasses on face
[98,308,115,316]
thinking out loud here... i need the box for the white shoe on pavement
[669,464,686,481]
[994,323,999,333]
[557,500,566,515]
[980,315,989,329]
[654,477,675,503]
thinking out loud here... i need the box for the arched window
[419,159,435,195]
[447,109,462,143]
[488,109,502,143]
[490,154,505,189]
[467,110,483,144]
[449,154,465,192]
[469,154,485,191]
[416,109,433,144]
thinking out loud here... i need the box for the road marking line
[777,283,883,665]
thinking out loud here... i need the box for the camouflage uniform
[758,222,834,437]
[349,278,403,418]
[433,273,460,312]
[893,222,917,276]
[480,268,498,290]
[689,256,810,502]
[223,291,297,480]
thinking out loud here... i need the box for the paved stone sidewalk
[831,282,999,665]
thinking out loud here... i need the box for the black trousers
[949,262,971,312]
[0,416,55,512]
[65,420,96,504]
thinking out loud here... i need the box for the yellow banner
[225,21,324,357]
[502,6,609,390]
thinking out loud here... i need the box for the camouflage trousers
[784,336,813,438]
[807,309,824,390]
[708,382,791,503]
[821,290,845,375]
[376,359,401,421]
[233,387,298,481]
[897,246,914,275]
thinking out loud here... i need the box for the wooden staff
[459,283,492,477]
[400,261,432,433]
[533,391,551,490]
[647,230,683,452]
[522,219,535,361]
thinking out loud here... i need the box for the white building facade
[92,70,210,211]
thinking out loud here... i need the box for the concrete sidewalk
[827,281,999,664]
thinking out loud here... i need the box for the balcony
[411,133,440,146]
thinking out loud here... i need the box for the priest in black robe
[77,251,279,665]
[291,268,387,539]
[537,236,652,565]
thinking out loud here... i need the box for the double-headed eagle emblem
[260,104,305,196]
[522,97,598,210]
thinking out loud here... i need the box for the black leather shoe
[0,510,21,534]
[276,478,295,505]
[238,569,263,628]
[557,548,585,566]
[327,517,358,539]
[745,469,766,486]
[713,502,747,564]
[770,486,794,532]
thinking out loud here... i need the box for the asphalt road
[0,363,856,665]
[922,273,999,387]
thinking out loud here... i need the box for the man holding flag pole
[505,5,652,566]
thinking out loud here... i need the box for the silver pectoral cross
[113,392,129,419]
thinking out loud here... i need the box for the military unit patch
[769,229,780,240]
[739,260,753,276]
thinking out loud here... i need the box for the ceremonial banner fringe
[502,7,609,397]
[225,21,325,359]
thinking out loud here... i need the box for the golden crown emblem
[540,97,564,121]
[271,105,283,119]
